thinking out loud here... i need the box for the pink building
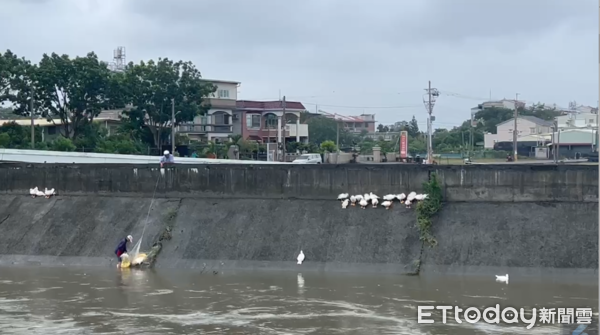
[234,100,309,144]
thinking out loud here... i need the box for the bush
[416,173,443,247]
[50,136,76,152]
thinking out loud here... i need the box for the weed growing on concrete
[159,208,178,242]
[416,173,443,247]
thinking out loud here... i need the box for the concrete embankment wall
[0,163,596,274]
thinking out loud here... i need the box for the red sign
[399,131,408,159]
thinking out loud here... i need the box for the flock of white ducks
[29,187,56,199]
[337,192,428,210]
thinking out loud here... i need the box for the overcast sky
[1,0,597,129]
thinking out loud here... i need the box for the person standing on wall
[160,150,175,168]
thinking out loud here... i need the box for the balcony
[178,124,232,134]
[285,123,308,137]
[245,124,309,139]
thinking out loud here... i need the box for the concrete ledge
[0,163,596,202]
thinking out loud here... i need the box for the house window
[251,115,260,128]
[265,114,278,129]
[246,114,261,128]
[47,126,57,135]
[213,112,229,125]
[530,127,536,134]
[218,89,229,98]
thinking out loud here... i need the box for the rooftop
[2,111,123,127]
[201,78,241,85]
[236,100,306,110]
[496,116,554,127]
[316,110,376,122]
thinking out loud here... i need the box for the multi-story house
[483,116,553,149]
[316,111,376,134]
[177,79,240,141]
[555,112,598,129]
[234,100,308,144]
[475,99,527,111]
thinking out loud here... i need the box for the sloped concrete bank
[0,163,596,274]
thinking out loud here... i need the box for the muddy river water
[0,266,597,334]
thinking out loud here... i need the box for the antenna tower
[111,46,126,72]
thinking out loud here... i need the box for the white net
[129,237,143,263]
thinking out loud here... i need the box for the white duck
[297,250,305,265]
[349,195,356,206]
[35,189,45,198]
[495,274,509,283]
[396,193,406,203]
[363,193,371,203]
[405,199,412,208]
[407,192,417,202]
[371,197,379,208]
[44,188,56,199]
[354,194,363,202]
[337,193,349,201]
[341,199,349,209]
[359,198,368,209]
[369,192,379,201]
[29,187,38,198]
[382,200,392,210]
[383,194,395,201]
[415,194,428,201]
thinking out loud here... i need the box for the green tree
[0,50,27,103]
[8,52,123,139]
[0,121,43,148]
[94,133,144,154]
[50,136,76,151]
[408,138,427,156]
[306,116,354,147]
[319,140,337,152]
[0,50,41,119]
[0,133,9,147]
[407,116,420,138]
[119,58,216,148]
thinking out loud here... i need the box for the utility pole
[513,93,519,161]
[336,120,340,151]
[556,126,561,162]
[552,120,557,163]
[30,88,35,149]
[171,98,175,155]
[281,96,286,162]
[470,123,474,158]
[422,81,439,163]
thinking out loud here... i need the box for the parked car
[292,153,322,164]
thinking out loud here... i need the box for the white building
[483,116,554,149]
[178,79,240,141]
[477,99,526,111]
[555,112,598,129]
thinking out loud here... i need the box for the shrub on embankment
[416,173,443,247]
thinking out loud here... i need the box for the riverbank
[0,163,596,274]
